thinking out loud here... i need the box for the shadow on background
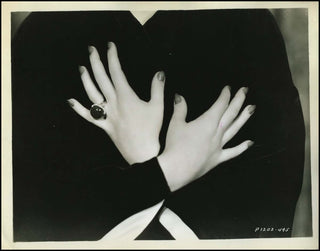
[11,9,312,237]
[270,8,311,237]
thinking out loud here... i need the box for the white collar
[130,11,157,25]
[99,201,198,241]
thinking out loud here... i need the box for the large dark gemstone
[90,104,105,119]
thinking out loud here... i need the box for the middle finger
[89,46,116,101]
[79,66,104,104]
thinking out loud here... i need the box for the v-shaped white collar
[99,200,198,241]
[130,11,157,25]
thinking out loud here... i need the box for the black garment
[135,206,175,240]
[12,10,305,241]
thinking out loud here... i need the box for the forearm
[40,157,170,240]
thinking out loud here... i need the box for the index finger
[107,42,138,99]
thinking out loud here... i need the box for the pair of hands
[68,42,255,192]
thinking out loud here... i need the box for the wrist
[128,141,160,165]
[157,151,181,192]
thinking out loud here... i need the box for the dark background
[11,8,312,237]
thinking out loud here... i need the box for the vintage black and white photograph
[2,1,318,249]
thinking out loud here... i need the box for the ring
[90,104,107,120]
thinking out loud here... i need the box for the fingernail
[247,141,254,148]
[67,99,74,108]
[107,42,113,49]
[174,94,182,104]
[88,46,94,54]
[79,66,85,75]
[248,105,256,115]
[243,87,249,94]
[226,85,231,91]
[157,71,165,82]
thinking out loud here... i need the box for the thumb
[150,71,165,104]
[171,94,188,124]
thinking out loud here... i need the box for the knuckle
[220,95,231,107]
[228,109,238,118]
[200,121,215,135]
[218,120,227,130]
[238,113,249,124]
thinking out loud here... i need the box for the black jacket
[12,9,305,241]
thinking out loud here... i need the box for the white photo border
[2,1,318,249]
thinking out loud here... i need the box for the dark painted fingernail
[67,99,74,107]
[107,42,113,49]
[174,94,182,104]
[247,141,254,148]
[157,71,165,81]
[248,105,256,115]
[79,66,85,75]
[88,46,94,54]
[243,87,249,94]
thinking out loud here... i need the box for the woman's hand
[158,86,256,192]
[68,42,165,165]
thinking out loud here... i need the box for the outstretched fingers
[218,87,248,132]
[222,104,256,146]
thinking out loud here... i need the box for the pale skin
[68,42,256,192]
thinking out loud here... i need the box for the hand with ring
[68,42,165,165]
